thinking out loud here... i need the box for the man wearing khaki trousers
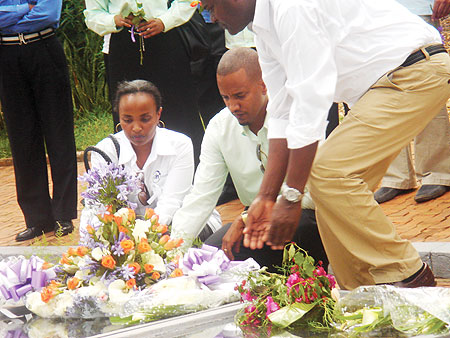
[375,0,450,204]
[202,0,450,289]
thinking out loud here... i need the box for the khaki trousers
[381,104,450,189]
[309,52,450,290]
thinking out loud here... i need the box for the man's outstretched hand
[243,196,275,250]
[265,197,302,250]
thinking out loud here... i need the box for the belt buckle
[18,33,27,45]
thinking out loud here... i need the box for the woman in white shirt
[81,80,194,232]
[84,0,203,163]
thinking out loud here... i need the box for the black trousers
[0,35,78,229]
[205,209,329,272]
[108,28,203,163]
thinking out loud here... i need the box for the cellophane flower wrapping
[334,285,450,336]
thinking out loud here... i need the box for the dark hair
[113,80,162,115]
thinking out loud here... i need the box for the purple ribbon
[0,256,52,303]
[181,245,232,286]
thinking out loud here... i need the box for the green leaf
[268,303,315,328]
[288,244,296,262]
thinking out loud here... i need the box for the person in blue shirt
[0,0,77,241]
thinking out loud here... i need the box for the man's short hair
[217,47,262,80]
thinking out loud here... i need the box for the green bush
[58,0,111,118]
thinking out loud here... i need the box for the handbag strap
[83,134,120,171]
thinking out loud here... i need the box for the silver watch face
[286,188,300,201]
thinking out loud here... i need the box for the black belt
[400,44,448,67]
[0,27,55,46]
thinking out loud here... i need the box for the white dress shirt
[250,0,441,149]
[171,108,315,245]
[84,0,196,36]
[90,128,194,225]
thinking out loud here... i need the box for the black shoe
[374,187,413,204]
[414,184,449,203]
[54,220,74,237]
[380,263,436,288]
[15,226,52,242]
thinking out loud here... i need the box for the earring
[158,120,165,128]
[115,122,121,133]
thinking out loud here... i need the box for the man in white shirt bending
[171,48,328,271]
[202,0,450,289]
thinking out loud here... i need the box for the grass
[0,110,113,159]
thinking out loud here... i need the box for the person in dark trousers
[0,0,77,241]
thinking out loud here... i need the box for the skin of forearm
[285,141,319,192]
[257,138,289,200]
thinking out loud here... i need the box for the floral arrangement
[235,244,337,336]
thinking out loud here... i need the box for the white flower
[141,251,166,273]
[91,247,110,261]
[53,291,74,317]
[114,207,130,224]
[132,219,151,241]
[62,263,79,275]
[26,292,55,318]
[108,280,134,305]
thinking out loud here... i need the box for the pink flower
[244,304,257,314]
[286,272,300,288]
[265,296,280,316]
[241,290,255,302]
[313,266,327,276]
[327,274,336,289]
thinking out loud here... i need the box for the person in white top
[84,0,204,165]
[374,0,450,204]
[203,0,450,289]
[80,80,194,231]
[172,48,328,270]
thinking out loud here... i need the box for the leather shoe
[414,184,449,203]
[374,187,414,204]
[16,226,52,242]
[387,263,436,288]
[54,220,74,237]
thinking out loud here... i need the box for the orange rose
[176,238,184,247]
[113,215,123,227]
[138,241,151,253]
[127,208,136,223]
[159,235,170,245]
[144,264,154,274]
[126,278,136,289]
[67,277,80,290]
[128,262,141,274]
[41,262,53,270]
[120,239,135,254]
[67,247,77,256]
[101,255,116,269]
[156,224,168,234]
[164,240,177,251]
[144,208,155,220]
[86,225,95,235]
[60,253,71,265]
[77,246,89,256]
[118,225,128,233]
[41,286,57,303]
[170,268,183,278]
[151,271,160,280]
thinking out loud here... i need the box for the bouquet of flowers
[235,243,337,336]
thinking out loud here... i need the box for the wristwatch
[280,182,303,203]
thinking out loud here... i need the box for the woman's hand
[114,14,133,28]
[138,19,165,38]
[222,215,245,260]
